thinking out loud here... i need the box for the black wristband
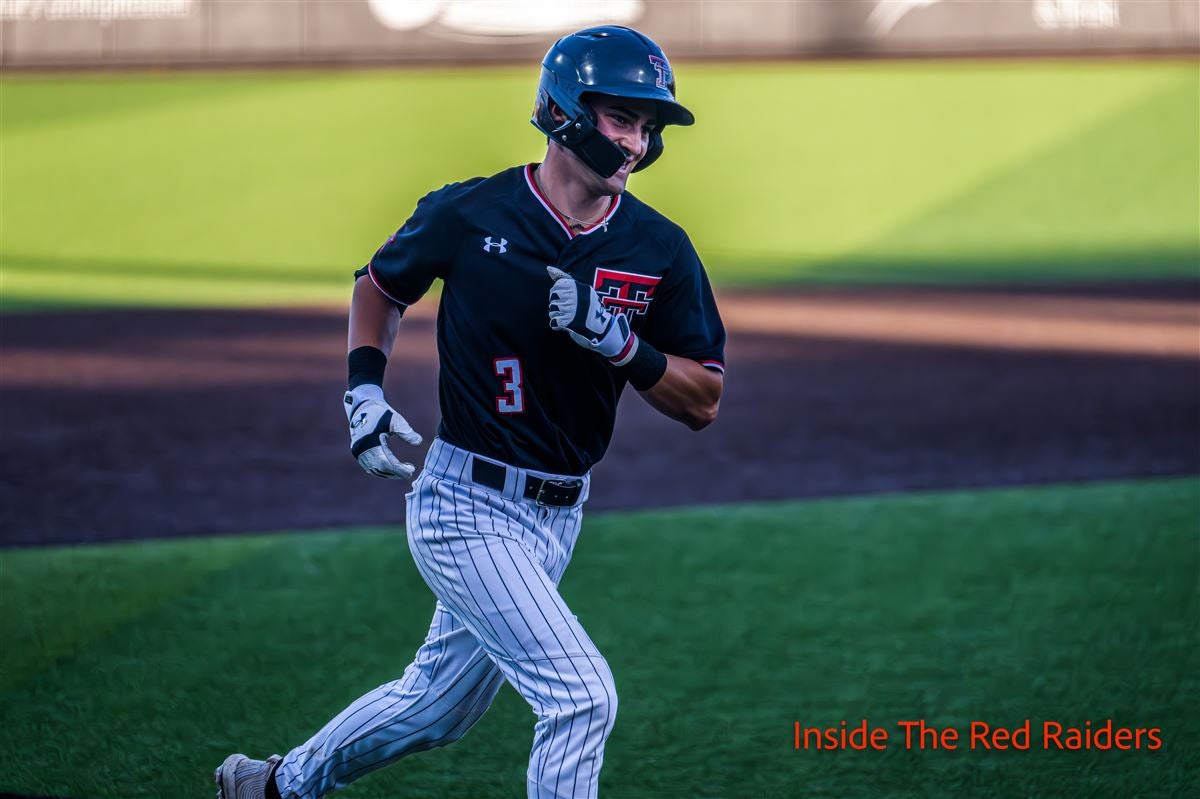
[613,336,668,391]
[348,345,387,389]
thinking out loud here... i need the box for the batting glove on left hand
[547,266,635,361]
[344,385,423,480]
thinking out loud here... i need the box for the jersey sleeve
[641,234,727,373]
[354,187,461,307]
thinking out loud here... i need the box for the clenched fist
[344,384,423,479]
[547,266,635,362]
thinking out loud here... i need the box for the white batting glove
[547,266,635,360]
[343,384,423,480]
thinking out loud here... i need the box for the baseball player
[215,25,725,799]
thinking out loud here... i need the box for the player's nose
[621,133,647,164]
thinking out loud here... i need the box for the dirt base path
[2,282,1196,547]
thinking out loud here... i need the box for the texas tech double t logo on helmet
[531,25,695,178]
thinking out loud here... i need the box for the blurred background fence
[2,0,1197,69]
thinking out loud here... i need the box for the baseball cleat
[213,753,282,799]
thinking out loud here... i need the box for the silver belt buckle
[535,478,579,506]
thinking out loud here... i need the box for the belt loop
[505,462,521,499]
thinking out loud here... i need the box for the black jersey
[358,164,726,476]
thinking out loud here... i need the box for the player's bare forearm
[638,355,723,431]
[348,274,402,355]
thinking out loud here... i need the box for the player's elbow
[683,398,719,431]
[683,375,722,430]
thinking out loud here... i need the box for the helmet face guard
[531,26,693,179]
[533,92,631,178]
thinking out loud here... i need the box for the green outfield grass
[1,477,1196,797]
[2,60,1197,310]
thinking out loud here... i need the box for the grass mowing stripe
[1,477,1195,797]
[1,526,454,798]
[701,69,1200,286]
[0,534,285,693]
[710,245,1200,287]
[2,61,1195,310]
[853,72,1200,266]
[662,61,1185,262]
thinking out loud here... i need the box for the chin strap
[535,106,628,179]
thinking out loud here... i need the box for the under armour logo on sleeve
[483,236,508,254]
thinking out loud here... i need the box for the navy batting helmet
[532,26,694,178]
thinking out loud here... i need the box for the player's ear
[548,100,568,125]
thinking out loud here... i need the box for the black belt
[470,457,584,507]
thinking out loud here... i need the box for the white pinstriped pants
[275,438,616,799]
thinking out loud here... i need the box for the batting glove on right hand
[344,385,423,480]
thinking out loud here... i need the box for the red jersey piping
[524,164,620,239]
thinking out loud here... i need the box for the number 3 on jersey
[494,357,524,414]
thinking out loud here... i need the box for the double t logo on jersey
[592,268,662,319]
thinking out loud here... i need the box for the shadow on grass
[708,245,1199,289]
[3,246,1198,315]
[0,251,352,314]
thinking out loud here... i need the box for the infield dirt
[2,282,1196,547]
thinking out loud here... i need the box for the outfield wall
[1,0,1196,68]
